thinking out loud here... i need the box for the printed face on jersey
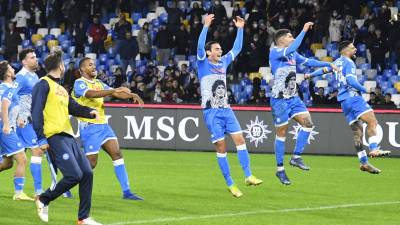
[207,43,223,62]
[285,72,297,95]
[23,52,39,71]
[206,79,227,108]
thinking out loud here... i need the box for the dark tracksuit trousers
[39,133,93,220]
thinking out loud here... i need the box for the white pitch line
[107,201,400,225]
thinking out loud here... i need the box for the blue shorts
[203,108,242,143]
[0,130,25,157]
[16,123,38,148]
[79,123,117,155]
[271,96,309,127]
[340,95,373,125]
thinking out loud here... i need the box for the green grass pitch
[0,150,399,225]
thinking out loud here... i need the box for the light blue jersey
[14,67,39,120]
[197,26,243,109]
[332,56,360,102]
[269,31,331,99]
[0,82,20,129]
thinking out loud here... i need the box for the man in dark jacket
[119,32,139,76]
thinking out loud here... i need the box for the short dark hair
[79,57,92,69]
[274,29,291,44]
[0,61,9,81]
[385,93,392,97]
[19,48,35,61]
[338,40,353,52]
[44,50,63,72]
[205,41,219,51]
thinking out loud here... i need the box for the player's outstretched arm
[73,79,115,98]
[113,90,144,105]
[230,16,244,58]
[283,22,313,57]
[31,79,50,149]
[346,76,367,93]
[68,97,98,118]
[197,14,214,60]
[305,67,332,79]
[1,99,11,134]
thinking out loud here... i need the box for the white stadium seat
[132,30,139,36]
[315,49,327,59]
[222,1,231,9]
[146,12,157,22]
[316,80,328,88]
[155,7,166,16]
[138,18,147,28]
[109,18,119,26]
[296,73,305,84]
[363,81,377,92]
[85,53,97,60]
[50,28,61,37]
[103,23,111,30]
[37,28,49,37]
[226,7,233,18]
[362,93,370,102]
[391,94,400,107]
[178,60,189,68]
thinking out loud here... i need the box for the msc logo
[244,116,271,148]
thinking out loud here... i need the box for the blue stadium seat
[132,24,140,31]
[44,34,56,42]
[204,1,212,10]
[99,54,108,64]
[11,62,22,70]
[58,34,69,43]
[375,75,386,84]
[356,43,367,57]
[240,8,246,16]
[98,64,106,72]
[22,39,32,48]
[152,19,160,28]
[131,12,142,23]
[329,49,340,59]
[107,47,116,57]
[107,59,115,68]
[385,88,398,94]
[380,81,390,90]
[383,69,395,77]
[359,63,371,71]
[397,1,400,9]
[245,85,253,96]
[159,13,168,23]
[63,53,71,61]
[68,46,75,56]
[389,76,400,85]
[61,40,71,51]
[84,46,91,54]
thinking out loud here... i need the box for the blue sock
[294,127,312,156]
[14,177,25,194]
[275,136,286,167]
[236,144,252,178]
[368,136,379,151]
[30,156,43,194]
[217,153,234,187]
[357,150,368,164]
[113,159,131,192]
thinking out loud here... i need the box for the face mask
[252,24,258,28]
[279,18,284,23]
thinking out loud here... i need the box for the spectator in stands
[151,82,163,103]
[327,90,339,105]
[245,33,266,72]
[368,29,389,70]
[136,82,150,101]
[374,87,385,103]
[114,13,132,53]
[342,15,355,40]
[309,80,329,105]
[165,1,183,34]
[175,24,190,57]
[155,23,174,66]
[248,5,265,25]
[3,22,21,62]
[71,21,87,57]
[177,63,189,87]
[119,31,139,77]
[368,92,380,105]
[227,89,237,104]
[329,10,342,43]
[63,61,78,94]
[28,2,43,31]
[189,2,205,24]
[172,92,183,103]
[209,0,227,25]
[137,22,152,60]
[88,15,107,54]
[66,0,81,29]
[232,3,243,19]
[382,93,397,108]
[11,4,30,34]
[113,66,126,88]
